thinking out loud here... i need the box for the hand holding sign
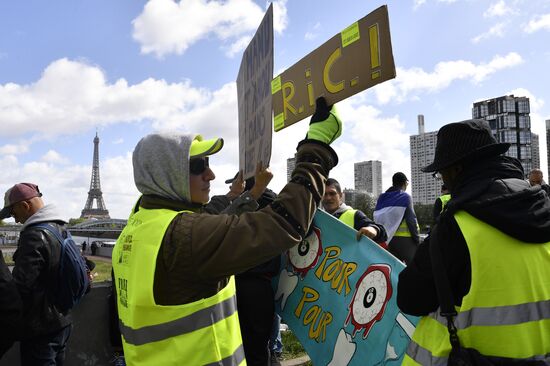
[306,97,342,145]
[272,5,395,131]
[250,162,273,200]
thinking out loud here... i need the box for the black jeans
[236,276,275,366]
[20,325,72,366]
[388,236,418,264]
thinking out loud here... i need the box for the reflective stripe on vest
[338,208,356,228]
[112,207,245,366]
[118,295,238,346]
[439,194,451,212]
[393,219,412,237]
[404,210,550,365]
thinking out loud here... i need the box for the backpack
[33,223,90,313]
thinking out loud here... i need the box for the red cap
[0,183,42,219]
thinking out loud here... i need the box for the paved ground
[281,355,310,366]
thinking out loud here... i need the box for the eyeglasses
[189,157,209,175]
[432,172,442,180]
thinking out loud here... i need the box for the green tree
[68,217,87,226]
[355,192,376,219]
[413,203,435,232]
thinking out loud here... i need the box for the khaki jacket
[139,140,337,305]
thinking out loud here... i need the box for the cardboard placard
[237,4,274,179]
[272,5,396,131]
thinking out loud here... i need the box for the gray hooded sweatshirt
[133,132,193,202]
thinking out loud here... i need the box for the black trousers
[388,236,418,265]
[236,276,275,366]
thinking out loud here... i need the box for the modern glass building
[472,95,532,174]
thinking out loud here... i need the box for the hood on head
[133,133,194,202]
[132,133,224,203]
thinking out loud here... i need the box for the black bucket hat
[422,119,510,173]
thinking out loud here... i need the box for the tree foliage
[68,217,87,226]
[413,203,435,232]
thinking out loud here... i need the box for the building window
[518,99,530,113]
[519,115,530,129]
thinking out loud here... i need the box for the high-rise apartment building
[532,133,540,170]
[354,160,382,197]
[286,155,296,182]
[410,115,440,205]
[472,95,532,174]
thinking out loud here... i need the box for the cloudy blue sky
[1,0,550,220]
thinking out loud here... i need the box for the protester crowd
[1,98,549,365]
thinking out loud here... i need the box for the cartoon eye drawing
[288,227,322,277]
[344,264,392,339]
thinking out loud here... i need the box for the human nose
[204,167,215,181]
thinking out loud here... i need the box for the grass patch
[281,330,308,361]
[2,252,13,266]
[89,259,112,283]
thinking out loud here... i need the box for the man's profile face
[189,157,215,204]
[323,185,343,213]
[529,171,543,186]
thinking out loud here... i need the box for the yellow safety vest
[394,218,419,238]
[403,211,550,365]
[439,194,451,213]
[112,207,245,366]
[338,208,356,228]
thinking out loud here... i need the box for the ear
[21,201,31,211]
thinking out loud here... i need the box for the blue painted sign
[273,209,418,365]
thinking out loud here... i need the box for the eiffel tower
[81,133,110,219]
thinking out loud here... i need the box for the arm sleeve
[397,217,471,316]
[204,192,259,215]
[404,198,420,243]
[11,230,48,299]
[353,210,388,243]
[190,140,338,279]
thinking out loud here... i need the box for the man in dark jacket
[0,183,72,365]
[0,250,22,358]
[398,119,550,364]
[322,178,387,244]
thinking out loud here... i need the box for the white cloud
[414,0,457,9]
[272,0,288,34]
[374,52,523,104]
[524,13,550,33]
[471,22,506,43]
[112,138,124,144]
[41,150,69,164]
[413,0,426,9]
[0,142,29,155]
[266,95,412,194]
[483,0,513,18]
[132,0,288,58]
[304,22,321,41]
[0,152,137,220]
[224,35,253,58]
[0,58,237,139]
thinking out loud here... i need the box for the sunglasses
[189,157,209,175]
